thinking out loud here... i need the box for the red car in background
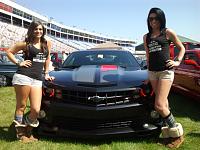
[50,52,63,67]
[172,49,200,101]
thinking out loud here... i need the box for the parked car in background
[134,56,147,69]
[0,52,23,86]
[172,49,200,101]
[37,49,162,138]
[50,52,63,68]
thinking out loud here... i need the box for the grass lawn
[0,86,200,150]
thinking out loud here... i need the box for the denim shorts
[12,73,42,87]
[148,70,174,82]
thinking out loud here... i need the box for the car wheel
[0,75,8,86]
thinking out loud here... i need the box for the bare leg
[14,85,31,118]
[154,79,172,117]
[28,86,42,120]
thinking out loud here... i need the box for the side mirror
[140,60,147,70]
[54,66,60,71]
[142,65,147,70]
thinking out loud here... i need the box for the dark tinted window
[63,50,140,68]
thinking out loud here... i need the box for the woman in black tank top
[143,8,185,148]
[6,21,55,142]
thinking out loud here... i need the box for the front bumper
[38,99,162,138]
[38,123,161,139]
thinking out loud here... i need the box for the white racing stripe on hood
[72,66,96,83]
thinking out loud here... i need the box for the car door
[174,51,200,93]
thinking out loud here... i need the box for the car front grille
[54,118,140,131]
[61,89,141,106]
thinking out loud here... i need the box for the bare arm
[6,42,26,65]
[166,29,185,62]
[143,34,149,68]
[166,29,185,67]
[44,40,54,81]
[6,42,31,67]
[44,40,51,74]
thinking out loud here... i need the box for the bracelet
[176,58,182,62]
[15,59,22,66]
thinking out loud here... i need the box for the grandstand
[0,0,136,53]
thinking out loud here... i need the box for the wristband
[16,59,22,66]
[176,58,182,62]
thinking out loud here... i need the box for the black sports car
[0,52,23,86]
[39,49,162,138]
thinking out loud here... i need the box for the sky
[15,0,200,45]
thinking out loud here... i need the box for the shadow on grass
[187,131,200,138]
[0,123,160,146]
[169,92,200,122]
[37,134,160,146]
[0,123,16,142]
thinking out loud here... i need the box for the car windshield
[63,50,140,68]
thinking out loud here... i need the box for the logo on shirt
[33,53,46,62]
[148,40,162,53]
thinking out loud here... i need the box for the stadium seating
[0,22,75,53]
[0,21,135,53]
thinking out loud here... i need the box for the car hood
[47,65,148,89]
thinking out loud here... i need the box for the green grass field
[0,86,200,150]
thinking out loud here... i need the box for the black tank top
[16,44,48,80]
[146,29,171,71]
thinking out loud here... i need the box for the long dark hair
[25,21,47,53]
[147,7,166,33]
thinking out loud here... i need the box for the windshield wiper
[63,65,81,69]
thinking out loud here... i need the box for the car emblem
[88,96,105,103]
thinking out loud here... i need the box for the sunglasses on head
[148,16,159,22]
